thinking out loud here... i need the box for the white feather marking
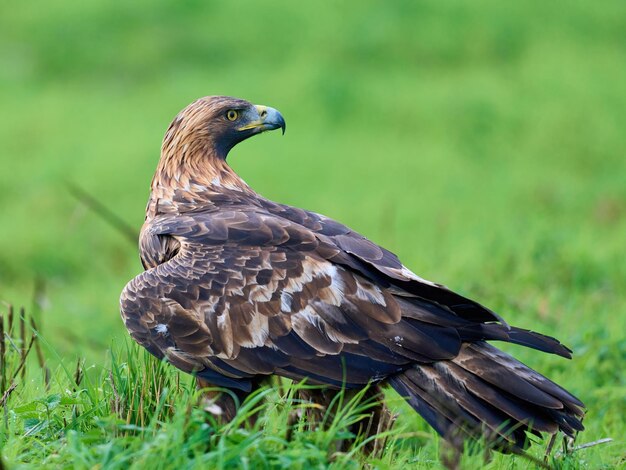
[155,324,168,334]
[328,265,345,292]
[249,285,273,302]
[216,312,228,329]
[321,265,345,306]
[355,281,386,306]
[400,266,439,287]
[293,306,320,328]
[281,291,293,312]
[239,308,269,347]
[324,325,358,344]
[292,306,357,345]
[283,259,324,294]
[222,180,243,191]
[321,287,342,306]
[229,285,245,296]
[216,312,234,358]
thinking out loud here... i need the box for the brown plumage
[120,96,584,453]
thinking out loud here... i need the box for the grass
[0,308,615,469]
[1,0,625,467]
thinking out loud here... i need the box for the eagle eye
[226,109,239,121]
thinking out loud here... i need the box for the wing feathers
[121,202,584,454]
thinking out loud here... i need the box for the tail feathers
[458,343,584,412]
[397,296,573,358]
[457,323,573,358]
[390,366,531,449]
[389,342,584,452]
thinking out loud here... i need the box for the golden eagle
[121,96,584,452]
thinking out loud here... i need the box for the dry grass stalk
[68,183,138,245]
[30,316,50,389]
[74,357,84,390]
[19,308,26,381]
[7,305,13,338]
[1,305,47,406]
[0,383,17,408]
[1,313,6,396]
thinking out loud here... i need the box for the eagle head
[162,96,286,160]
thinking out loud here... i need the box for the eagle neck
[149,144,253,216]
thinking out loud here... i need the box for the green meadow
[1,1,625,468]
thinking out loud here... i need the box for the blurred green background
[1,0,625,455]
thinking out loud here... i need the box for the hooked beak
[237,105,286,135]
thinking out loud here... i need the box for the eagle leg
[196,377,264,426]
[288,385,396,456]
[359,385,398,456]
